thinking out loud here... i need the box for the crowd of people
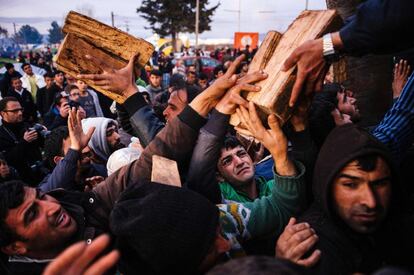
[0,0,413,274]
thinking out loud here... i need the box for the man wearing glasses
[8,77,38,123]
[0,97,45,185]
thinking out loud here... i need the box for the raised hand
[275,217,321,267]
[215,70,268,115]
[43,234,119,275]
[77,53,140,98]
[68,107,95,151]
[189,54,246,117]
[236,102,296,176]
[282,32,344,107]
[392,59,411,99]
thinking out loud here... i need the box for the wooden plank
[151,155,182,188]
[231,10,342,130]
[56,33,129,103]
[55,11,154,103]
[62,11,154,68]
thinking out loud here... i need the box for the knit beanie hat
[106,147,141,176]
[110,183,219,275]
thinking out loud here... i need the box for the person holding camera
[0,97,47,185]
[44,92,86,130]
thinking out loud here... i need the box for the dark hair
[169,73,186,89]
[54,93,68,106]
[21,63,30,70]
[214,65,224,77]
[0,181,27,248]
[44,71,55,79]
[150,69,162,77]
[54,70,64,75]
[0,97,19,112]
[10,77,21,84]
[198,72,208,81]
[5,63,13,70]
[44,126,69,168]
[185,85,200,103]
[207,256,306,275]
[222,135,242,151]
[65,84,79,94]
[354,154,380,172]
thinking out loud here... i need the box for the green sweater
[219,176,272,203]
[218,161,306,258]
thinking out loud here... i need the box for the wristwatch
[322,33,340,63]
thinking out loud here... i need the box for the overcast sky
[0,0,327,39]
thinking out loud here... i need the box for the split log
[231,10,342,130]
[55,11,154,103]
[151,155,182,187]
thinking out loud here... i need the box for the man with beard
[0,54,301,274]
[275,124,414,273]
[42,118,100,192]
[81,117,124,166]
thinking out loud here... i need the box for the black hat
[150,69,162,77]
[110,183,219,275]
[5,63,13,70]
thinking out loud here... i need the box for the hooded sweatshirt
[82,117,117,162]
[299,124,411,274]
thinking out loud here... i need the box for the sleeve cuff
[65,148,80,161]
[273,161,305,191]
[178,105,207,131]
[122,92,148,115]
[204,109,230,137]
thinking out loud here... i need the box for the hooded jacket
[299,124,411,274]
[82,117,117,162]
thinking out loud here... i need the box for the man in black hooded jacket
[293,124,414,274]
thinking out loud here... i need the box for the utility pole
[13,23,17,36]
[305,0,309,10]
[125,20,130,33]
[224,0,242,32]
[237,0,241,32]
[195,0,199,47]
[111,11,115,27]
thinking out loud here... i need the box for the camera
[68,100,80,109]
[29,123,51,138]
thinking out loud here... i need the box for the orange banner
[234,32,259,50]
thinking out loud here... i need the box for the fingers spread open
[77,73,108,81]
[237,70,268,85]
[72,234,112,272]
[226,54,245,77]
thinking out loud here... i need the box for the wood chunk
[231,10,342,130]
[62,11,153,68]
[56,33,129,103]
[151,155,182,188]
[56,11,154,103]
